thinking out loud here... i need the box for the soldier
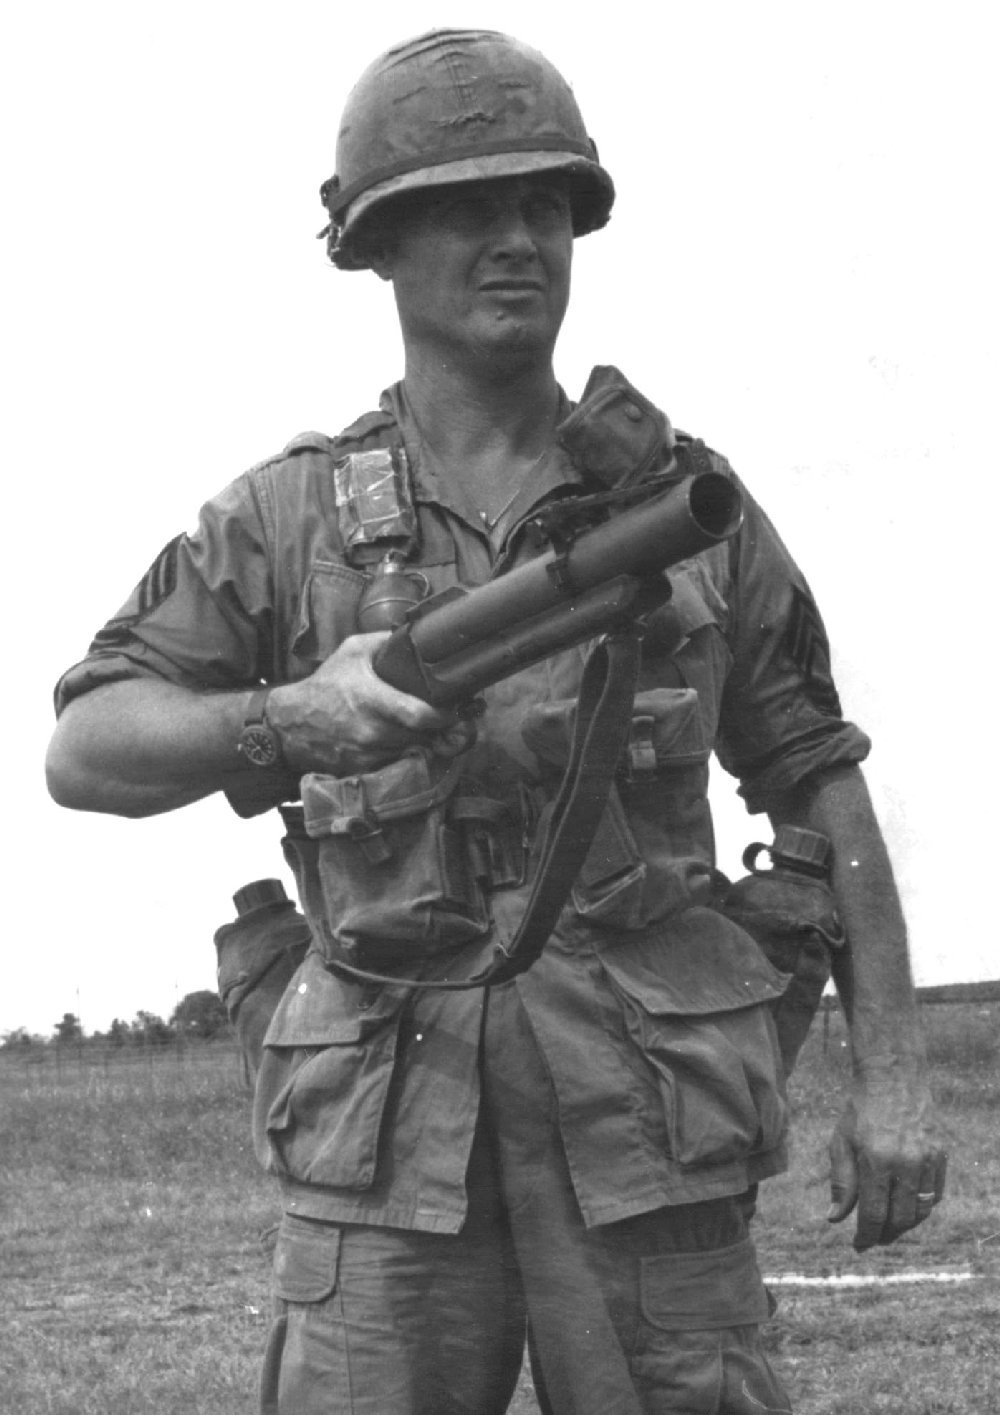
[47,29,945,1415]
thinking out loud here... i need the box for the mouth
[479,280,545,295]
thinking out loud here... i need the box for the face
[369,175,574,368]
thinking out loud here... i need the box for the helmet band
[322,135,601,221]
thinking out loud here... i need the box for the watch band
[238,688,283,768]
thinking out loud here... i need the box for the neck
[400,348,561,467]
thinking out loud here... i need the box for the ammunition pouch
[292,750,529,973]
[522,688,716,931]
[270,630,644,992]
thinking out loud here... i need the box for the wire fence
[0,1037,248,1091]
[3,984,997,1086]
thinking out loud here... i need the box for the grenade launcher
[371,471,743,708]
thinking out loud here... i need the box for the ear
[366,242,396,282]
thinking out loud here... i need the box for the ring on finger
[916,1191,936,1204]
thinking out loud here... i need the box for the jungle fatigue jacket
[55,376,870,1232]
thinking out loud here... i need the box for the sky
[3,0,997,1037]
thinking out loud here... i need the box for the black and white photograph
[4,4,997,1412]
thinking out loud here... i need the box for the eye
[522,190,571,231]
[437,196,496,234]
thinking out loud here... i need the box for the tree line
[1,990,230,1048]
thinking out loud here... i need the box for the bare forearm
[767,765,944,1246]
[768,764,924,1074]
[46,636,460,821]
[46,679,257,817]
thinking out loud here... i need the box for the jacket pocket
[598,912,788,1169]
[300,750,491,971]
[253,952,407,1190]
[290,560,368,671]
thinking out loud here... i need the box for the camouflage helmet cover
[320,29,615,270]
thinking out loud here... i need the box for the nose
[488,201,538,259]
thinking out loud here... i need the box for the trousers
[260,982,792,1414]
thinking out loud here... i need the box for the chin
[487,314,550,351]
[479,338,545,374]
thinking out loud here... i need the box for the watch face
[240,725,279,768]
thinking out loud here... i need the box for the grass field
[1,1004,997,1414]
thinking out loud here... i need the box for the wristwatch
[237,688,283,768]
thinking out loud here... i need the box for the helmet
[320,29,615,271]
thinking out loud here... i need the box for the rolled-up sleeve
[54,474,274,715]
[715,478,870,813]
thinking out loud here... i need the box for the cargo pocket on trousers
[260,1215,342,1415]
[632,1238,791,1414]
[273,1213,341,1303]
[598,914,788,1169]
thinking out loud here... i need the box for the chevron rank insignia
[784,585,843,717]
[89,535,183,652]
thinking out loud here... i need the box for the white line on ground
[763,1272,976,1287]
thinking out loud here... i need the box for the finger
[916,1154,944,1211]
[336,633,451,731]
[430,721,478,758]
[883,1151,949,1243]
[852,1154,894,1251]
[911,1152,947,1221]
[884,1171,925,1241]
[827,1124,859,1224]
[366,672,455,733]
[328,636,438,724]
[362,678,456,735]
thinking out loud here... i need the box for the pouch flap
[633,688,708,766]
[597,908,788,1016]
[640,1236,770,1330]
[556,366,673,488]
[263,950,407,1047]
[301,753,461,838]
[290,559,368,670]
[522,689,707,768]
[272,1213,341,1303]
